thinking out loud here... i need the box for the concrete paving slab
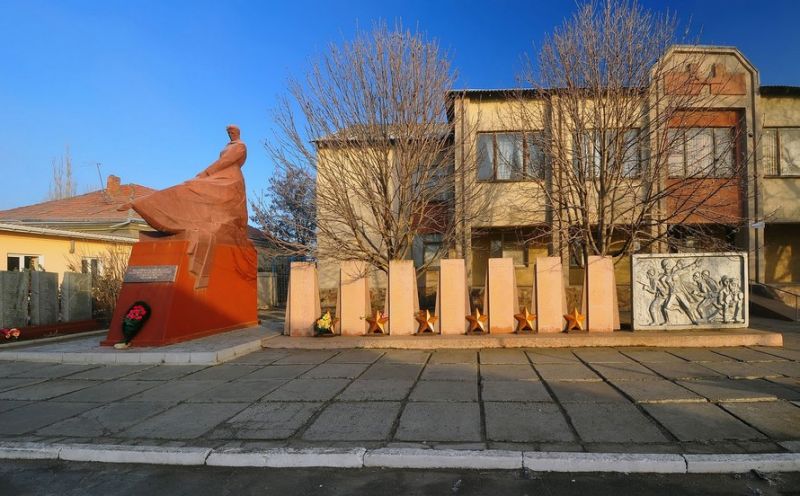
[720,401,800,439]
[572,349,635,364]
[0,362,52,376]
[238,364,315,381]
[710,348,784,362]
[8,364,98,379]
[666,349,732,362]
[484,402,574,443]
[752,347,800,361]
[66,365,154,380]
[180,365,262,381]
[335,380,415,401]
[409,381,478,402]
[55,380,158,403]
[120,403,246,439]
[208,402,322,440]
[226,350,290,365]
[561,402,668,443]
[272,351,338,365]
[302,402,401,441]
[479,364,538,381]
[359,363,423,381]
[590,362,661,381]
[124,365,209,381]
[619,350,687,363]
[326,350,384,364]
[611,379,706,404]
[419,363,477,381]
[480,350,530,364]
[534,363,602,382]
[125,380,223,403]
[481,380,552,402]
[643,403,765,441]
[300,363,370,379]
[378,351,431,364]
[583,442,682,454]
[547,381,628,403]
[525,350,580,364]
[186,380,288,403]
[676,379,780,403]
[428,350,477,364]
[0,400,32,413]
[752,361,800,378]
[262,379,350,402]
[36,401,174,437]
[0,379,99,401]
[0,378,46,393]
[699,361,782,379]
[395,402,481,442]
[643,362,726,380]
[0,401,98,435]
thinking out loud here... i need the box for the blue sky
[1,0,798,210]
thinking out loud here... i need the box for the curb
[1,442,799,473]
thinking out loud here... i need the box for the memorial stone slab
[631,252,748,330]
[30,271,58,326]
[582,256,618,332]
[284,262,321,337]
[337,261,370,336]
[435,259,469,335]
[0,271,28,328]
[534,257,567,333]
[61,272,92,322]
[387,260,418,335]
[486,258,517,334]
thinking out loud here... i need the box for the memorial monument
[103,125,258,347]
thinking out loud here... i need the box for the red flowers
[125,305,148,321]
[1,328,20,340]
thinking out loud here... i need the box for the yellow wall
[764,223,800,283]
[0,231,132,282]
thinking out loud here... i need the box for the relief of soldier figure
[638,257,745,326]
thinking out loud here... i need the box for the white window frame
[6,253,45,271]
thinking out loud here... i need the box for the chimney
[106,175,121,194]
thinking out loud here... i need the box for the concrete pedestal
[337,261,371,336]
[285,261,321,337]
[582,256,619,332]
[534,257,567,333]
[435,259,469,335]
[485,258,517,334]
[387,260,419,335]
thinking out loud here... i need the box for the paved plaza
[0,323,799,456]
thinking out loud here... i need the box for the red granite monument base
[102,234,258,347]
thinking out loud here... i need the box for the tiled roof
[0,177,155,223]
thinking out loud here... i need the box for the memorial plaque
[631,252,748,330]
[123,265,178,283]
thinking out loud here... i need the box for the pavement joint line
[1,442,800,472]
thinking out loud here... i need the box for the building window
[668,127,735,178]
[489,233,528,267]
[422,235,443,267]
[763,127,800,176]
[6,254,43,271]
[573,129,642,179]
[477,132,546,181]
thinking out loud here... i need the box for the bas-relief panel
[632,252,748,330]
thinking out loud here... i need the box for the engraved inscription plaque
[124,265,178,283]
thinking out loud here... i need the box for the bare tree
[48,146,78,200]
[515,0,750,267]
[268,21,482,274]
[67,244,130,322]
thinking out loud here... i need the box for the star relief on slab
[465,308,488,334]
[415,309,438,334]
[365,310,389,335]
[514,307,536,333]
[563,308,586,332]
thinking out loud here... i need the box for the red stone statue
[104,125,258,347]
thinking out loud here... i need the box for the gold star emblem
[514,307,536,333]
[563,308,585,332]
[365,310,389,335]
[465,308,488,334]
[415,309,438,334]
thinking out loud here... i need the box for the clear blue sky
[1,0,798,210]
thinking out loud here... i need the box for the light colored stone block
[284,262,321,337]
[337,261,370,336]
[523,452,687,473]
[436,259,469,335]
[364,448,522,469]
[30,272,59,326]
[61,272,92,322]
[631,252,748,330]
[582,256,617,332]
[534,257,566,333]
[486,258,516,334]
[0,441,61,460]
[684,453,800,473]
[59,444,211,465]
[0,271,29,328]
[207,447,365,468]
[387,260,418,335]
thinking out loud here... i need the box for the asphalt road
[1,461,799,496]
